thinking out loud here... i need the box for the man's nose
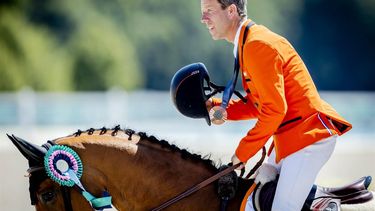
[201,13,208,24]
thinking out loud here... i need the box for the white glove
[254,163,278,184]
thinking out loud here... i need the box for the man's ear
[227,4,238,18]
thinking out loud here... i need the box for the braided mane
[61,125,218,172]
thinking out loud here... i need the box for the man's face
[201,0,232,40]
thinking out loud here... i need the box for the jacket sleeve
[235,41,287,162]
[212,97,259,120]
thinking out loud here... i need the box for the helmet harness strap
[222,21,255,107]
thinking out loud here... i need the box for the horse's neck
[69,140,223,210]
[124,142,223,210]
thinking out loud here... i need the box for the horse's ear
[7,134,46,163]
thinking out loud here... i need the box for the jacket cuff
[235,147,250,163]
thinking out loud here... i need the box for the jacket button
[254,102,259,108]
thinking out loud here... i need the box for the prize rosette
[44,145,83,187]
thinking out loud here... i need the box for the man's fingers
[237,162,246,170]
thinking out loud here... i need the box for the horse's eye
[40,190,56,203]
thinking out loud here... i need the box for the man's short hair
[217,0,247,18]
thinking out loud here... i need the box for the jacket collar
[233,20,247,58]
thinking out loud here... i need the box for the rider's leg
[245,135,337,211]
[271,135,337,211]
[245,144,283,211]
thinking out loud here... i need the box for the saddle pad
[240,183,257,211]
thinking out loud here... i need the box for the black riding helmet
[170,62,211,125]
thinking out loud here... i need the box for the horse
[7,126,374,211]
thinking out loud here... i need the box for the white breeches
[245,135,337,211]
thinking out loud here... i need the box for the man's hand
[206,98,228,125]
[231,154,246,170]
[205,98,213,111]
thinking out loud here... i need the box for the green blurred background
[1,0,374,91]
[1,1,375,210]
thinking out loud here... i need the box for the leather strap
[221,21,255,108]
[151,146,267,211]
[151,163,242,211]
[61,187,73,211]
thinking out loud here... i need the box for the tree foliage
[0,0,374,91]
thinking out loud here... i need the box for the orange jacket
[213,19,351,163]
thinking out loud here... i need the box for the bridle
[27,140,111,211]
[25,141,76,211]
[27,166,78,211]
[27,165,75,211]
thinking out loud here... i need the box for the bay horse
[7,126,374,211]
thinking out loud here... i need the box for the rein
[151,163,242,211]
[152,146,266,211]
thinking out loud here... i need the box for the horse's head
[7,134,88,210]
[7,132,110,211]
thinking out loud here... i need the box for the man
[200,0,352,210]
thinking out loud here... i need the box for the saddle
[247,174,373,211]
[303,176,373,210]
